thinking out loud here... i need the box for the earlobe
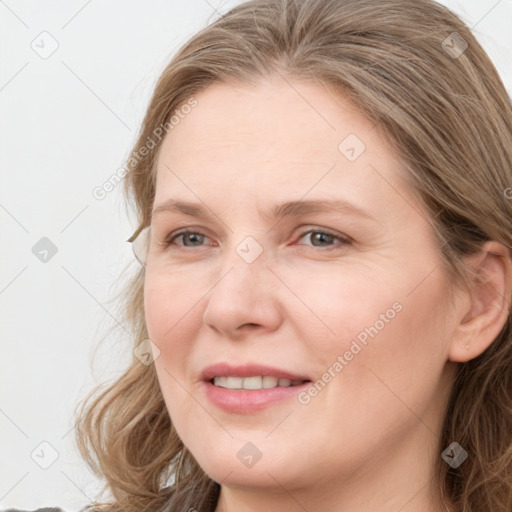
[448,241,512,363]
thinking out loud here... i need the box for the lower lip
[202,380,311,413]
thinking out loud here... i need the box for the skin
[143,73,511,512]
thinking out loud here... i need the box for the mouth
[210,375,308,390]
[201,362,312,387]
[200,363,313,413]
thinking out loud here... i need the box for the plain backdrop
[1,0,511,510]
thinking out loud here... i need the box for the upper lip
[201,363,312,382]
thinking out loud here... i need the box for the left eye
[165,229,350,249]
[296,229,350,248]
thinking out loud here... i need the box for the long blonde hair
[74,1,512,510]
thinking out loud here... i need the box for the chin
[189,439,308,490]
[204,460,291,489]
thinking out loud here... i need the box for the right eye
[165,229,216,248]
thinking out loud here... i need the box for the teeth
[262,376,278,388]
[243,376,262,389]
[212,376,304,390]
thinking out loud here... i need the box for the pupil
[186,233,202,246]
[313,233,332,246]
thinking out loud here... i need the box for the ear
[448,241,512,363]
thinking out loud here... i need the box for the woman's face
[144,75,458,502]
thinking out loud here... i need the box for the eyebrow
[151,198,376,222]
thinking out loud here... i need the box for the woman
[67,0,512,511]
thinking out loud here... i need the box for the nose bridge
[233,233,266,266]
[214,233,269,295]
[202,233,282,334]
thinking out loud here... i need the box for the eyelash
[164,228,351,250]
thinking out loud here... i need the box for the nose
[202,245,283,339]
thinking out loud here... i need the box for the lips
[200,362,312,383]
[199,362,313,413]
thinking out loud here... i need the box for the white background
[1,0,510,510]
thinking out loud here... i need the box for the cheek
[143,274,203,391]
[294,264,399,355]
[144,271,202,344]
[309,263,448,399]
[143,281,171,342]
[143,275,201,423]
[334,270,450,418]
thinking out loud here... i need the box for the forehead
[159,76,377,165]
[153,75,417,219]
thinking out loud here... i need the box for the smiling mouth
[211,376,309,390]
